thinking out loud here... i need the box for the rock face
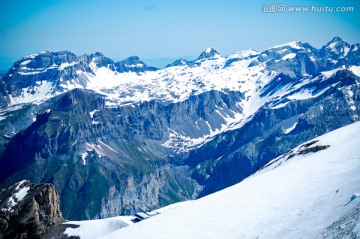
[0,89,239,219]
[0,180,63,239]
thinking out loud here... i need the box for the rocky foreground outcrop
[0,180,63,239]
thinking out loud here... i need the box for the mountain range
[0,36,359,221]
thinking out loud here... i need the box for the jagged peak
[328,36,344,44]
[323,36,351,56]
[325,36,349,48]
[90,52,105,58]
[197,48,220,60]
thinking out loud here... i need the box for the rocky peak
[322,36,351,57]
[0,180,63,239]
[122,56,142,65]
[197,48,220,60]
[89,52,115,68]
[166,59,188,67]
[115,56,157,73]
[90,52,104,58]
[327,36,345,45]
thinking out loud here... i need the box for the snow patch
[98,140,117,154]
[3,181,30,212]
[321,68,341,79]
[282,53,296,60]
[64,216,133,239]
[9,81,55,105]
[349,65,360,77]
[284,121,298,134]
[20,60,32,66]
[81,152,88,165]
[59,62,77,70]
[204,48,213,53]
[89,110,99,119]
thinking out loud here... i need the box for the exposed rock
[197,48,220,60]
[298,145,330,155]
[0,89,240,220]
[0,180,63,239]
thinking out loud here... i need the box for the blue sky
[0,0,359,69]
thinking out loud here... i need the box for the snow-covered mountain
[64,121,360,239]
[0,37,360,220]
[1,37,359,151]
[2,37,359,108]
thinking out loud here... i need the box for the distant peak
[205,47,214,53]
[197,48,220,60]
[329,36,344,43]
[125,56,140,62]
[325,36,347,48]
[166,59,188,67]
[122,56,143,65]
[269,41,303,50]
[91,52,104,58]
[324,36,350,55]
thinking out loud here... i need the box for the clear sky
[0,0,359,69]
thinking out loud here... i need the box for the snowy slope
[63,216,134,239]
[95,121,360,239]
[64,201,190,239]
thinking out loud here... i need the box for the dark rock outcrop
[0,180,63,239]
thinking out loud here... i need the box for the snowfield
[63,216,134,239]
[82,121,360,239]
[64,201,190,239]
